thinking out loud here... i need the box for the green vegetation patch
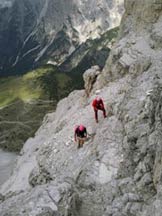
[0,65,73,108]
[0,65,74,151]
[0,75,41,107]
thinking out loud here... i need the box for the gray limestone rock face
[83,65,101,96]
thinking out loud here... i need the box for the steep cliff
[0,0,123,76]
[1,0,162,216]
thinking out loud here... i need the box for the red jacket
[92,98,105,110]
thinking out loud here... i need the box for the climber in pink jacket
[92,96,106,123]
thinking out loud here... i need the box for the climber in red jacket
[92,96,106,123]
[74,125,87,148]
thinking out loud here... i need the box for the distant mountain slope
[0,0,123,76]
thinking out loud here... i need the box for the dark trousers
[77,137,86,148]
[94,107,106,122]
